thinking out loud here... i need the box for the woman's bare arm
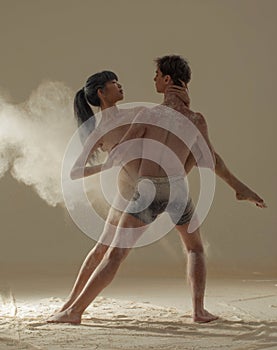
[70,130,104,180]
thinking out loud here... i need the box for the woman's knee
[106,247,129,263]
[93,243,109,257]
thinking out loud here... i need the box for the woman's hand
[166,80,190,107]
[70,164,104,180]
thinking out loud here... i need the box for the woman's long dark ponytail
[74,70,118,134]
[73,70,118,145]
[74,88,95,128]
[74,88,96,144]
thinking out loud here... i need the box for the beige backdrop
[0,0,276,278]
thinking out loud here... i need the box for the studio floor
[0,274,276,350]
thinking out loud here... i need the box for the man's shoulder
[186,110,207,127]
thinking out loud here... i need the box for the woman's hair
[74,70,118,162]
[74,70,118,131]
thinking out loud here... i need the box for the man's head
[154,55,191,93]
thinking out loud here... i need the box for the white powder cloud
[0,81,77,206]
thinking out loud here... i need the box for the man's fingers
[257,196,267,206]
[256,200,267,208]
[236,191,267,208]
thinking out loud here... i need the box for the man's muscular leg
[175,223,218,323]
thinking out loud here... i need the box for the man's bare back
[112,95,215,180]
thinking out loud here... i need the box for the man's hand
[235,187,267,208]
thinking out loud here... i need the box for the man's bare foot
[193,309,219,323]
[47,309,81,325]
[236,188,267,208]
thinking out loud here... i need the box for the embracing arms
[70,131,104,180]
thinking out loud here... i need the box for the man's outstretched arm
[184,150,267,208]
[171,86,267,208]
[213,153,267,208]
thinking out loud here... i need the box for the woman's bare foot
[47,300,75,318]
[47,309,81,325]
[236,188,267,208]
[193,309,219,323]
[58,300,74,313]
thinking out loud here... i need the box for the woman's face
[100,79,124,104]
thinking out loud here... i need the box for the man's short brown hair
[155,55,191,86]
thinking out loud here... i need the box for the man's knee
[183,235,204,254]
[187,245,204,254]
[178,229,204,253]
